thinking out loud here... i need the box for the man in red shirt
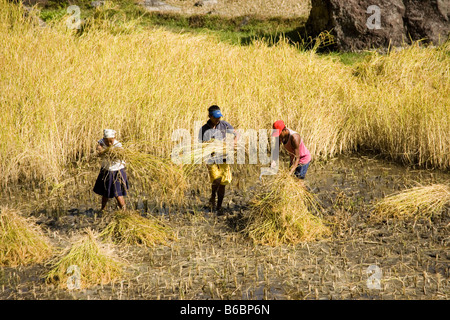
[272,120,311,179]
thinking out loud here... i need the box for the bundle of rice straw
[244,171,330,246]
[100,210,175,247]
[372,184,450,221]
[46,229,124,289]
[174,138,251,176]
[0,207,53,267]
[98,143,188,207]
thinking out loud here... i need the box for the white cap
[103,129,116,138]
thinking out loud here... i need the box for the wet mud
[1,154,449,299]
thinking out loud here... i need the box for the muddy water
[1,154,449,300]
[307,154,450,209]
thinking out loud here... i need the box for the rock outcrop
[403,0,450,45]
[305,0,450,51]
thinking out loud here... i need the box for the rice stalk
[97,144,188,207]
[45,228,124,289]
[372,184,450,221]
[177,139,249,176]
[1,0,449,192]
[243,171,330,246]
[0,206,53,267]
[100,210,175,247]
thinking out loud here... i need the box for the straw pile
[100,210,175,247]
[372,184,450,221]
[0,207,53,267]
[46,229,124,289]
[244,171,330,246]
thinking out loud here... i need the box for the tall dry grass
[353,44,450,169]
[0,0,449,197]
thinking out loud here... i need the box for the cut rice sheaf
[373,184,450,220]
[100,210,175,247]
[244,171,330,246]
[0,207,53,267]
[45,229,124,289]
[100,144,189,207]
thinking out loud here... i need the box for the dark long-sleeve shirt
[198,119,235,143]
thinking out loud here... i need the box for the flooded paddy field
[1,154,449,300]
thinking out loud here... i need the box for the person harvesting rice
[272,120,311,179]
[93,129,129,211]
[198,105,238,216]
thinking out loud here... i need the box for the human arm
[198,126,205,144]
[96,140,120,156]
[225,122,240,149]
[96,141,108,156]
[288,134,301,176]
[233,129,240,149]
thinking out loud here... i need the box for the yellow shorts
[207,163,232,185]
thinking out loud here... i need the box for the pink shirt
[283,128,311,165]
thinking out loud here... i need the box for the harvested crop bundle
[372,184,450,221]
[100,210,175,247]
[175,139,249,169]
[99,144,188,207]
[0,207,53,267]
[244,171,330,246]
[46,229,124,289]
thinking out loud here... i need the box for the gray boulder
[403,0,450,45]
[305,0,450,51]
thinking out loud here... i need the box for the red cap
[272,120,285,137]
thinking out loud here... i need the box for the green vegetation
[36,0,309,47]
[35,0,365,62]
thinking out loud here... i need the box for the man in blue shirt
[198,105,237,216]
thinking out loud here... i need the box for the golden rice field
[0,0,449,301]
[1,0,449,188]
